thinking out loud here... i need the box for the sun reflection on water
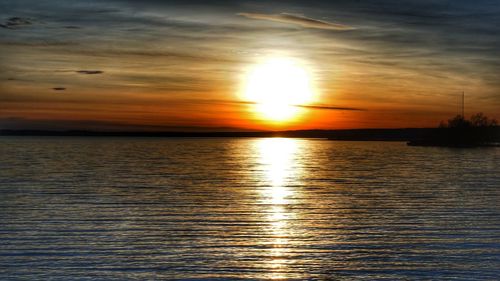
[256,138,300,279]
[258,138,297,203]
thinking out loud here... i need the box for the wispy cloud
[194,99,363,111]
[237,12,354,30]
[297,104,364,111]
[76,70,103,75]
[0,17,33,29]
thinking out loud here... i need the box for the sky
[1,0,499,131]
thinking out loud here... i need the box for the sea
[1,137,499,280]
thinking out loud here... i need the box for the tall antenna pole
[462,91,465,118]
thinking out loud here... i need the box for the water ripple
[0,137,499,280]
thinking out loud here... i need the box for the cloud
[52,87,66,91]
[76,70,104,75]
[297,104,364,111]
[6,77,33,82]
[196,99,364,111]
[0,17,33,29]
[237,12,354,30]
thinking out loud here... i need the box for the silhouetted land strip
[407,127,500,147]
[3,128,499,144]
[407,114,500,147]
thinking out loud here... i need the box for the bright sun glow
[243,57,314,121]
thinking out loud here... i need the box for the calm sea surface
[0,137,499,280]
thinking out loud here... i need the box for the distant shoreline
[0,128,446,142]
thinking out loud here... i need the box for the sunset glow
[1,1,499,131]
[243,58,314,122]
[1,2,500,280]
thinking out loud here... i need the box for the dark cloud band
[0,17,32,29]
[194,99,363,111]
[76,70,104,75]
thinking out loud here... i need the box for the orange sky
[1,1,499,131]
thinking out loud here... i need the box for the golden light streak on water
[256,138,300,279]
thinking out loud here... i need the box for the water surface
[1,137,499,280]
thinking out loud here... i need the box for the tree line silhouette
[408,113,499,147]
[440,112,498,128]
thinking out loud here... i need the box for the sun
[242,57,315,122]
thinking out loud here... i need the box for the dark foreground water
[0,137,499,280]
